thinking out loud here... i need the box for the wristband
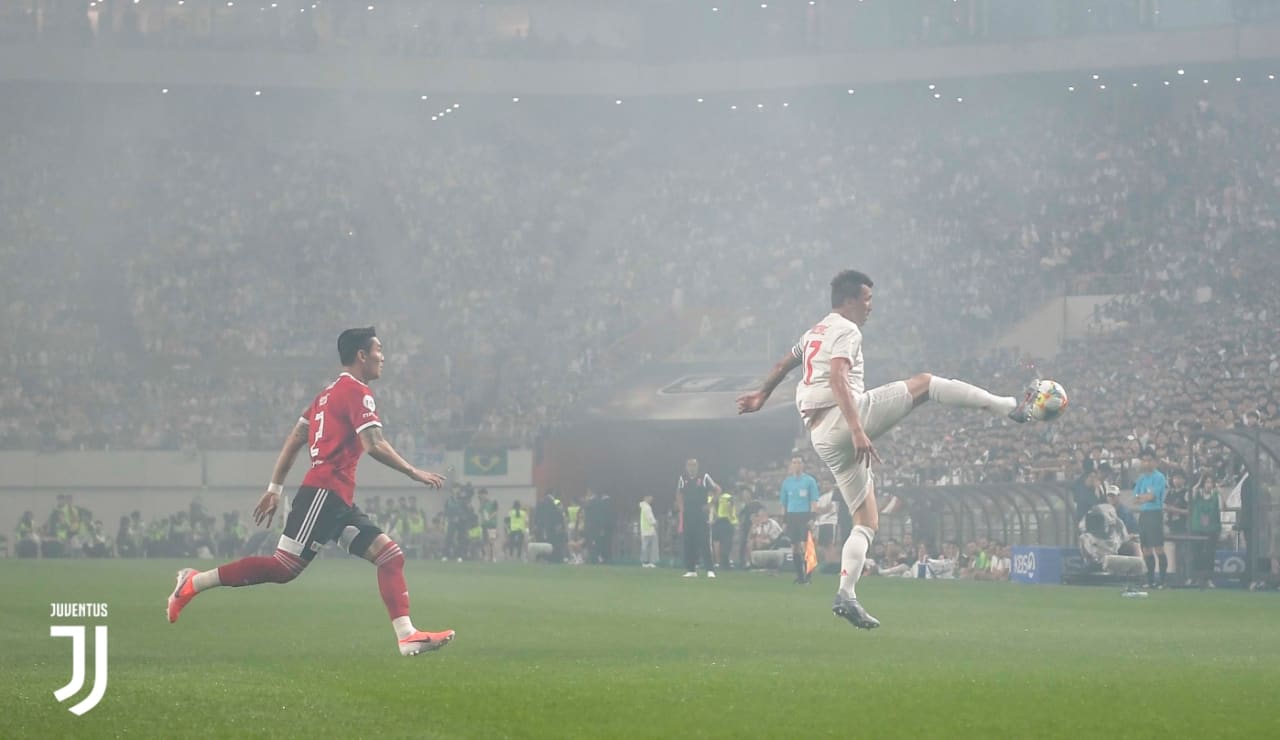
[267,483,284,495]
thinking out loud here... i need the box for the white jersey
[792,312,865,413]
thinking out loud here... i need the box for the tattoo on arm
[360,426,386,448]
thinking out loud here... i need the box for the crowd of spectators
[2,78,1279,506]
[4,0,1245,62]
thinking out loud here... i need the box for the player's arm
[271,419,310,488]
[736,351,802,414]
[359,426,447,488]
[253,419,310,528]
[830,356,880,468]
[706,474,722,496]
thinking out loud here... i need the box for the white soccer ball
[1029,379,1068,422]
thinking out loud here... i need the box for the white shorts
[808,381,915,513]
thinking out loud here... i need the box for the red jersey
[299,372,381,505]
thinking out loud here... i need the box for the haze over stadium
[4,1,1280,738]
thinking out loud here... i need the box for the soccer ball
[1028,379,1068,422]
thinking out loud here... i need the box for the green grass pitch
[3,559,1277,739]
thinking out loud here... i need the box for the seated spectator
[748,510,785,552]
[989,545,1012,580]
[908,544,958,579]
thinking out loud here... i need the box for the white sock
[838,525,876,598]
[192,569,221,593]
[392,616,417,640]
[928,376,1016,417]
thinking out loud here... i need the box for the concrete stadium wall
[2,23,1278,94]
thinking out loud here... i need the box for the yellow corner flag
[804,531,819,575]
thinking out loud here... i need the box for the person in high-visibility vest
[406,500,427,559]
[478,489,499,562]
[711,490,738,571]
[566,500,582,538]
[505,502,528,561]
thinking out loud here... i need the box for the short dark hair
[1140,448,1157,460]
[830,270,874,308]
[338,327,377,365]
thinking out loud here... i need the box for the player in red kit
[166,327,455,656]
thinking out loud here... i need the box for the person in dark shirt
[1072,468,1105,526]
[676,458,720,578]
[1164,472,1190,537]
[584,490,615,564]
[534,490,567,562]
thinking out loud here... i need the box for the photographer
[1079,496,1137,570]
[747,510,785,554]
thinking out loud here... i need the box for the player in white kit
[737,270,1037,629]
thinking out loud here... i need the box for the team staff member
[780,456,822,584]
[477,489,498,562]
[1134,449,1169,589]
[676,458,720,578]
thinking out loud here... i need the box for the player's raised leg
[914,373,1037,423]
[349,527,454,656]
[856,373,1032,440]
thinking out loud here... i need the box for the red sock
[218,550,305,587]
[374,542,410,620]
